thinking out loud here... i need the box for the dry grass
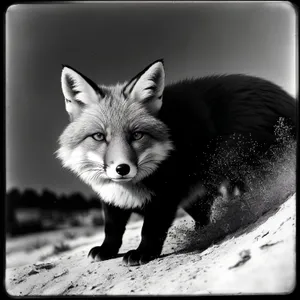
[53,241,71,255]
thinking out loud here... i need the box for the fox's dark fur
[58,62,296,266]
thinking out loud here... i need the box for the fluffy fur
[57,62,173,208]
[57,60,296,266]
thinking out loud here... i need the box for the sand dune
[5,193,295,295]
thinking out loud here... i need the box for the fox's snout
[105,138,138,181]
[106,160,138,182]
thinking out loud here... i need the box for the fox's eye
[91,132,105,141]
[132,131,144,141]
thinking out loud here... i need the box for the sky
[6,2,297,197]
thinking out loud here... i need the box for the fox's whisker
[77,168,102,177]
[138,159,160,166]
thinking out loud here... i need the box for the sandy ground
[5,193,295,296]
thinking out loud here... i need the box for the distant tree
[88,195,102,209]
[57,193,69,211]
[21,188,40,208]
[40,189,58,210]
[6,188,21,234]
[6,188,21,208]
[69,192,89,211]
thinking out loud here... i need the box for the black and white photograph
[5,1,297,295]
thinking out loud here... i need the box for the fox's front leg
[123,199,178,266]
[88,202,131,261]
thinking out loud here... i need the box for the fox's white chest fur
[91,181,154,208]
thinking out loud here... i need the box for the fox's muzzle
[105,137,138,181]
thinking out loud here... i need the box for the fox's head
[56,60,173,188]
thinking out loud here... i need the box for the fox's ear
[123,59,165,114]
[61,65,104,121]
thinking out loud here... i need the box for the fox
[57,59,296,266]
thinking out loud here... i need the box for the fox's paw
[123,249,159,266]
[88,246,117,261]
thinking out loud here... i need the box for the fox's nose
[116,164,130,176]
